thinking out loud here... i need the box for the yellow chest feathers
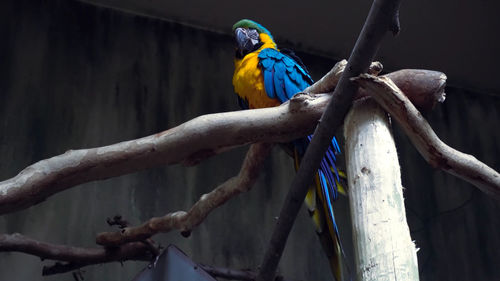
[232,34,281,109]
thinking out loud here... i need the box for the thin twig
[96,143,274,246]
[352,74,500,198]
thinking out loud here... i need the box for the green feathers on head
[232,19,274,41]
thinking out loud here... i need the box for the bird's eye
[247,29,260,40]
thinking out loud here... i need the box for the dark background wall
[0,0,499,280]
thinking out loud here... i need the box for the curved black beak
[235,27,261,58]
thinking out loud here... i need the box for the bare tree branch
[0,64,442,216]
[256,0,403,280]
[304,60,383,94]
[96,142,274,246]
[307,59,446,112]
[2,233,292,279]
[0,233,154,275]
[92,70,446,247]
[0,67,448,279]
[363,69,446,112]
[0,98,323,214]
[352,74,500,199]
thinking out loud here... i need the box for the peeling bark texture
[0,233,153,275]
[344,98,419,281]
[353,75,500,199]
[96,143,274,246]
[0,67,444,216]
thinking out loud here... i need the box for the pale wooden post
[344,98,419,281]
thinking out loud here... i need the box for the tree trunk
[344,98,419,281]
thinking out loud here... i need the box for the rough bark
[353,74,500,199]
[344,98,419,281]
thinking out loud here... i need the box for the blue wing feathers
[258,48,312,102]
[273,62,287,102]
[259,47,342,244]
[263,68,276,99]
[282,55,295,67]
[260,59,273,69]
[284,74,301,101]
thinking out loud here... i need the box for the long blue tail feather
[305,134,347,280]
[319,171,340,235]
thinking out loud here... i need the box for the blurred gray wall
[0,0,499,280]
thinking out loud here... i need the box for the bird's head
[232,19,275,58]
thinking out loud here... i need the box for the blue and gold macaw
[232,19,346,280]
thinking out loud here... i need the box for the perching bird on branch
[232,19,347,280]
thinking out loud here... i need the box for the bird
[231,19,346,280]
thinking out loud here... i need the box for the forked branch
[0,60,441,216]
[94,68,448,247]
[352,74,500,198]
[96,142,274,246]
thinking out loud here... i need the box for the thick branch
[96,143,274,246]
[0,67,441,215]
[0,97,323,214]
[352,74,500,198]
[256,0,403,280]
[378,69,446,111]
[0,233,153,275]
[365,69,446,112]
[344,98,419,280]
